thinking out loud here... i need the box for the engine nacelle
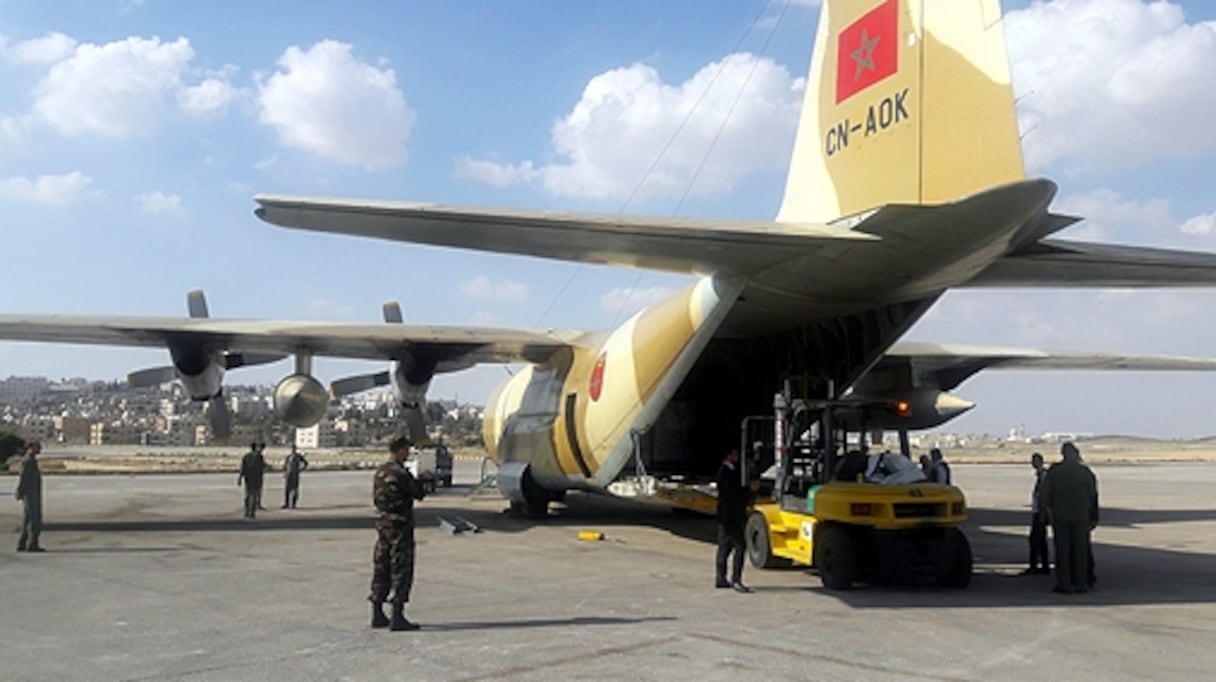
[389,356,434,408]
[274,373,329,427]
[170,345,225,401]
[843,389,975,430]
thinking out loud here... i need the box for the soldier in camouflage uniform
[369,436,427,631]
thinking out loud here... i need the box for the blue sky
[3,0,1216,438]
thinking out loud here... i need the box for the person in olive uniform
[1041,441,1099,594]
[715,447,753,593]
[282,445,309,509]
[237,442,267,519]
[369,436,428,631]
[15,441,45,552]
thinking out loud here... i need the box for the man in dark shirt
[369,436,428,631]
[1041,442,1099,594]
[1021,452,1051,575]
[237,442,267,519]
[15,441,44,552]
[715,447,753,593]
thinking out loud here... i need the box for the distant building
[53,416,92,444]
[0,376,51,402]
[89,421,144,445]
[296,421,338,448]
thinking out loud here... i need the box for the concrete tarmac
[2,460,1216,681]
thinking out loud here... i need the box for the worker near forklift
[929,448,952,484]
[715,447,754,593]
[1041,441,1099,594]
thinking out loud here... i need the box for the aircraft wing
[875,341,1216,391]
[965,239,1216,287]
[253,194,876,276]
[0,315,581,369]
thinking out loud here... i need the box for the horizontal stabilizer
[967,239,1216,288]
[254,195,874,277]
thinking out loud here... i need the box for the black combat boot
[389,601,419,631]
[371,602,389,628]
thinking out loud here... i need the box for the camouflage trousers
[369,523,416,604]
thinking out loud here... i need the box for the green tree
[0,431,26,466]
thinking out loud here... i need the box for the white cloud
[1005,0,1216,171]
[458,275,528,302]
[134,191,185,218]
[453,156,538,187]
[1180,211,1216,235]
[177,67,239,119]
[1053,188,1172,243]
[5,32,78,64]
[32,36,193,138]
[0,171,92,205]
[0,116,36,155]
[257,40,414,170]
[462,53,804,200]
[599,286,677,316]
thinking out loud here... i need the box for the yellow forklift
[741,393,972,590]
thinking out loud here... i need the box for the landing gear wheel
[816,525,856,590]
[937,527,973,588]
[509,499,549,519]
[746,513,791,568]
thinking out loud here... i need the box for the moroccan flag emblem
[836,0,899,103]
[589,352,606,401]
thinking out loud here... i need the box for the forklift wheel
[816,525,856,590]
[937,528,973,588]
[746,513,792,569]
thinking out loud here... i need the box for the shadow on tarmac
[423,615,677,632]
[40,487,1216,609]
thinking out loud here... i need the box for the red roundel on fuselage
[589,353,606,401]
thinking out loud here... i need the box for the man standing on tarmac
[1041,441,1099,594]
[1021,452,1051,575]
[237,442,267,519]
[282,444,309,509]
[14,441,45,552]
[369,436,428,631]
[715,447,753,593]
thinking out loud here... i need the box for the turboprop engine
[327,301,438,441]
[843,388,975,430]
[126,291,285,440]
[273,373,330,428]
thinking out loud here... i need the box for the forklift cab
[743,398,917,514]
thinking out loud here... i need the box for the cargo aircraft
[5,0,1216,516]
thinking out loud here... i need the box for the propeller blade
[224,352,286,369]
[401,403,430,446]
[187,290,210,319]
[330,371,391,398]
[383,301,404,324]
[208,393,232,441]
[128,366,177,388]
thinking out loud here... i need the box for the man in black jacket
[715,447,753,593]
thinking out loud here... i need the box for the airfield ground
[2,454,1215,681]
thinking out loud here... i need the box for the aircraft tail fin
[777,0,1025,224]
